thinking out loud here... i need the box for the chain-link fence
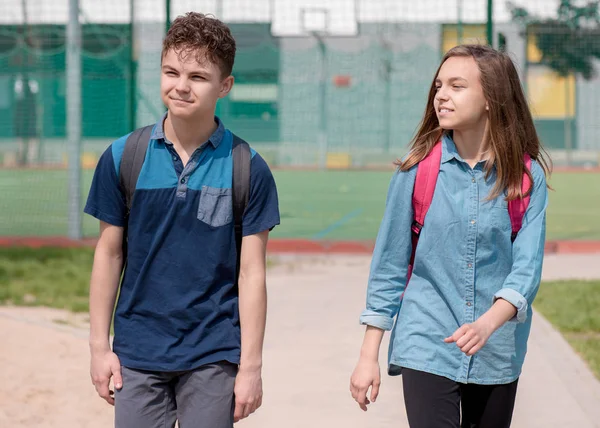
[1,0,599,239]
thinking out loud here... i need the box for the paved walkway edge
[532,309,600,424]
[1,237,600,254]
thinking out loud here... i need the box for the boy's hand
[233,366,263,422]
[90,349,122,405]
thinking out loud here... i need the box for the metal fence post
[67,0,82,240]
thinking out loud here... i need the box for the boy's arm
[233,230,269,422]
[89,221,124,405]
[233,151,279,422]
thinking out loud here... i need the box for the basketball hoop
[333,75,352,88]
[270,1,359,38]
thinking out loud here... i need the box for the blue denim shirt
[360,135,548,385]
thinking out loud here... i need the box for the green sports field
[0,169,598,241]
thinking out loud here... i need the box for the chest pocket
[484,198,512,231]
[197,186,233,227]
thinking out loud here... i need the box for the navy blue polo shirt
[84,115,280,372]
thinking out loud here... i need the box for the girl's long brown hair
[398,44,552,200]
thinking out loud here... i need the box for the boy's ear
[219,75,234,98]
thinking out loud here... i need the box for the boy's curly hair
[162,12,236,77]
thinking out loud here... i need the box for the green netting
[1,0,599,239]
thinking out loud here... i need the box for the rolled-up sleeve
[359,166,416,331]
[494,161,548,323]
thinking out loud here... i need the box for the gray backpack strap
[231,133,252,284]
[119,125,153,213]
[118,125,153,273]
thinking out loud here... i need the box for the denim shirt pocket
[485,198,512,231]
[197,186,233,227]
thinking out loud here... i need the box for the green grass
[545,173,600,240]
[0,169,599,241]
[534,280,600,379]
[0,247,94,312]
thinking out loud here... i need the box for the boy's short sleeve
[84,144,127,227]
[242,153,280,236]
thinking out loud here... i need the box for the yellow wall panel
[527,67,575,118]
[442,24,487,53]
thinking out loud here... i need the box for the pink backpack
[406,140,532,282]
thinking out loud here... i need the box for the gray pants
[115,361,237,428]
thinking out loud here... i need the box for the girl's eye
[434,86,441,91]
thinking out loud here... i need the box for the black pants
[402,368,519,428]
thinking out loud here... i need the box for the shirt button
[471,177,476,183]
[180,177,186,184]
[468,263,473,268]
[466,302,472,306]
[173,156,177,161]
[471,220,476,224]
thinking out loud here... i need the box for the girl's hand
[444,318,494,356]
[445,298,518,356]
[350,356,381,411]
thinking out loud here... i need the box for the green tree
[508,0,600,79]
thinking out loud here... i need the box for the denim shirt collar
[441,133,489,169]
[441,133,461,164]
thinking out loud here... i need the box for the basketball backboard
[270,0,359,37]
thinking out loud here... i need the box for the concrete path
[1,254,599,427]
[238,254,600,428]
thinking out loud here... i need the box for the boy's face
[160,48,233,120]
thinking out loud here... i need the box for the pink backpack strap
[407,140,442,282]
[412,141,443,234]
[507,153,532,242]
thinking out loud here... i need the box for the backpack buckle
[411,220,423,236]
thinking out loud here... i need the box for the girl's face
[433,56,488,132]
